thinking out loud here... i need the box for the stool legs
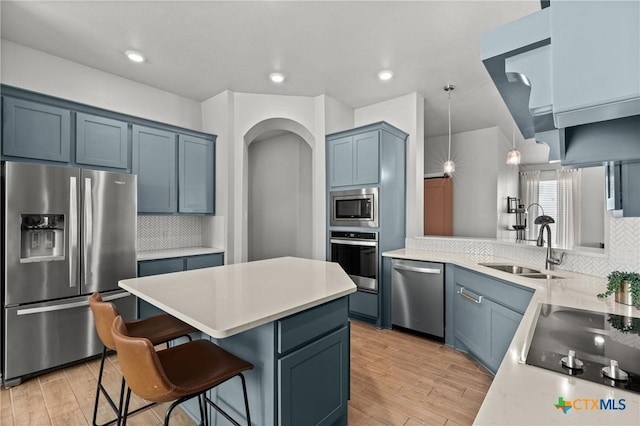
[122,373,251,426]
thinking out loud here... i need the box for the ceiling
[0,0,549,163]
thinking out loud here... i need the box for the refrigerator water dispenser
[20,214,65,262]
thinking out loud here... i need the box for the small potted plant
[597,271,640,307]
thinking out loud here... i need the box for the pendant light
[506,122,521,165]
[443,84,455,174]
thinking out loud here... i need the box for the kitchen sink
[478,263,565,280]
[478,263,540,274]
[518,273,564,279]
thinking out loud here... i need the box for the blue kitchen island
[119,256,356,426]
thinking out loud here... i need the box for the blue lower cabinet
[449,266,533,374]
[348,291,378,319]
[185,253,223,270]
[485,299,523,373]
[278,326,349,426]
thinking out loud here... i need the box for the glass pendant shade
[443,159,455,174]
[506,148,521,165]
[506,122,521,164]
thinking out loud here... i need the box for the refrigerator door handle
[16,292,131,316]
[69,176,78,288]
[84,177,93,287]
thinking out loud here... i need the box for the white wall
[354,92,424,237]
[323,95,355,135]
[425,127,514,238]
[201,91,326,263]
[496,129,520,241]
[248,132,312,260]
[1,40,202,130]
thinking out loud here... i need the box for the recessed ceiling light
[269,72,285,83]
[378,70,394,81]
[125,50,145,63]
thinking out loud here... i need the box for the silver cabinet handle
[69,176,77,288]
[84,177,93,287]
[457,287,482,304]
[393,264,441,274]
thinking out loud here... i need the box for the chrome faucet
[535,215,565,270]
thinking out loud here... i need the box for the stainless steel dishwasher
[391,259,444,337]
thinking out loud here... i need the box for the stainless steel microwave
[330,188,378,228]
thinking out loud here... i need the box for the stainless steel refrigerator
[2,161,137,386]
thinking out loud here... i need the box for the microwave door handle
[69,176,77,288]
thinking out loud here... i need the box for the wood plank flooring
[1,320,492,425]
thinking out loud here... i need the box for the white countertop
[383,248,640,425]
[119,256,356,338]
[137,247,225,261]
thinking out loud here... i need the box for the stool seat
[158,340,253,400]
[127,314,199,346]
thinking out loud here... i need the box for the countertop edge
[137,247,225,261]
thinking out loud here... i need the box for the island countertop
[119,256,357,338]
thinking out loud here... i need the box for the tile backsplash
[407,216,640,278]
[137,215,203,251]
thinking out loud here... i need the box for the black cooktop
[525,304,640,394]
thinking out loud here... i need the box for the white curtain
[557,168,581,249]
[520,171,540,241]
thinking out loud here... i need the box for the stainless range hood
[482,0,640,164]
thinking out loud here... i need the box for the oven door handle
[330,239,378,247]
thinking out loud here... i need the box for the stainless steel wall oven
[330,188,378,228]
[330,231,378,293]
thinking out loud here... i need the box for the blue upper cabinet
[2,97,71,162]
[327,130,379,188]
[76,112,128,169]
[328,136,353,187]
[178,135,214,214]
[132,125,177,213]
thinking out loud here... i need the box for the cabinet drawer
[277,297,348,355]
[455,267,533,314]
[185,253,223,270]
[137,258,184,277]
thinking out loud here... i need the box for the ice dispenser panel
[20,214,65,263]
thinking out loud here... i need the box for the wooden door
[424,177,453,235]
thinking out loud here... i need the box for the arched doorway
[244,119,314,261]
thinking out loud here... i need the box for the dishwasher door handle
[393,264,441,274]
[457,287,483,304]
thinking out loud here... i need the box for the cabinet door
[185,253,223,270]
[137,258,185,319]
[453,284,487,359]
[132,125,177,213]
[76,113,128,169]
[178,135,214,213]
[484,298,523,373]
[2,97,71,162]
[353,130,379,185]
[278,326,349,426]
[328,136,354,187]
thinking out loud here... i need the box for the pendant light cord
[447,90,451,161]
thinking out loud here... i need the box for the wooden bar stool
[111,315,254,426]
[89,292,198,426]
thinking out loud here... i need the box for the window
[537,174,558,244]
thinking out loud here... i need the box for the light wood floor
[1,321,491,426]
